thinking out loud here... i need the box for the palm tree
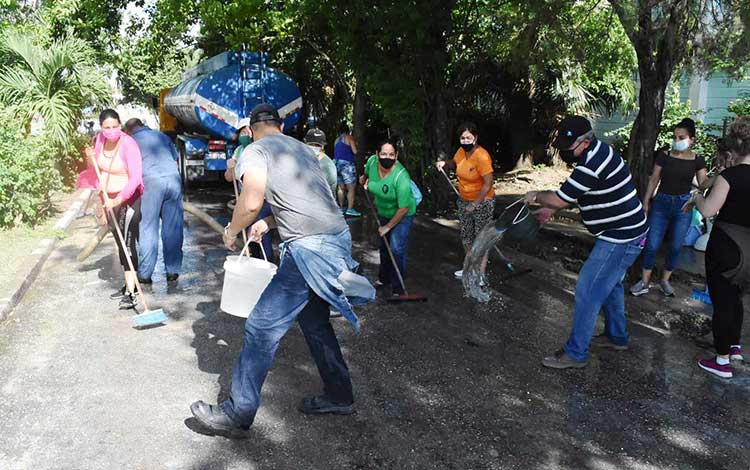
[0,29,111,149]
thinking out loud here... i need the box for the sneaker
[629,280,649,296]
[137,277,153,285]
[698,357,733,378]
[374,280,385,288]
[118,293,138,310]
[344,208,361,217]
[110,285,127,300]
[479,275,488,287]
[590,334,629,351]
[454,270,463,280]
[329,310,343,318]
[659,280,675,297]
[166,273,179,283]
[541,348,588,369]
[730,346,744,362]
[298,396,354,415]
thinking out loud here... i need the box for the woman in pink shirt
[78,109,144,309]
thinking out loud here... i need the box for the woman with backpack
[436,122,495,284]
[360,140,417,296]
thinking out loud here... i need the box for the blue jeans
[220,249,353,427]
[378,216,413,295]
[564,237,645,362]
[642,192,692,272]
[137,175,183,279]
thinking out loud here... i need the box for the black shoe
[166,273,179,283]
[190,400,249,435]
[137,277,153,285]
[118,293,138,310]
[298,396,354,415]
[110,285,126,300]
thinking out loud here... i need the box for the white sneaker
[454,270,463,280]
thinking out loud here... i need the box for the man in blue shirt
[524,116,648,369]
[125,118,183,284]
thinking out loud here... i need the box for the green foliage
[0,27,111,149]
[0,110,60,228]
[728,93,750,117]
[607,85,720,163]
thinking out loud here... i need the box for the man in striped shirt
[525,116,648,369]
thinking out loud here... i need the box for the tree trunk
[627,68,670,197]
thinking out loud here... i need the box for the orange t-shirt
[453,146,494,201]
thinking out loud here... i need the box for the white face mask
[672,138,690,152]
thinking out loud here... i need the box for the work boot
[118,293,138,310]
[298,396,354,415]
[659,280,675,297]
[590,334,629,351]
[541,348,588,369]
[629,280,649,296]
[190,401,249,436]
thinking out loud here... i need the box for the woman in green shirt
[360,140,416,295]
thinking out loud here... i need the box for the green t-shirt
[317,153,338,196]
[365,155,417,218]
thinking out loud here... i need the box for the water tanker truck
[159,51,302,185]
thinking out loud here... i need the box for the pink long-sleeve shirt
[77,132,143,202]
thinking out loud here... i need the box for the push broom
[362,189,427,303]
[90,153,168,328]
[437,166,515,272]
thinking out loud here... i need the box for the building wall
[592,72,750,142]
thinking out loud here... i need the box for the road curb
[0,189,92,324]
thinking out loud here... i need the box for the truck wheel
[177,141,190,189]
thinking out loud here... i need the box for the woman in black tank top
[686,117,750,379]
[630,118,709,298]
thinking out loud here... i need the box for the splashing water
[462,199,534,302]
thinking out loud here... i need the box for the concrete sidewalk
[0,189,748,470]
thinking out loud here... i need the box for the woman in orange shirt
[436,122,495,283]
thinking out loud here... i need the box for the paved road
[1,187,749,470]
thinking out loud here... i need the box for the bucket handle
[504,197,530,226]
[238,232,268,262]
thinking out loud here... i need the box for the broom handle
[439,167,461,197]
[363,188,409,295]
[231,166,249,255]
[90,151,151,311]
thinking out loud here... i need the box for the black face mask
[379,158,396,169]
[559,141,586,164]
[559,149,578,163]
[460,143,475,153]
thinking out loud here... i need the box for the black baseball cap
[249,103,281,125]
[304,128,326,146]
[552,116,592,149]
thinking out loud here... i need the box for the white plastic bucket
[220,238,277,318]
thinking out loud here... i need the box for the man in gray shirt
[190,103,370,437]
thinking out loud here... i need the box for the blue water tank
[164,51,302,140]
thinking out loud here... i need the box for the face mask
[102,128,122,142]
[672,138,690,152]
[238,135,252,146]
[379,158,396,169]
[460,142,475,153]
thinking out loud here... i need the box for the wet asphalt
[0,186,748,470]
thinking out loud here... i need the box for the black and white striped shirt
[556,139,648,243]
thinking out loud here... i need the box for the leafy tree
[609,0,750,195]
[0,27,111,148]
